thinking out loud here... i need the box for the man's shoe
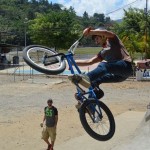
[47,144,51,150]
[68,74,91,88]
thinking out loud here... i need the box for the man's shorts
[41,126,56,141]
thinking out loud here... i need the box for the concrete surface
[55,111,149,150]
[112,110,150,150]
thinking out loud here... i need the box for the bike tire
[80,99,115,141]
[23,45,66,75]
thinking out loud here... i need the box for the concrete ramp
[55,111,146,150]
[112,110,150,150]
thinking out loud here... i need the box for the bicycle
[23,34,115,141]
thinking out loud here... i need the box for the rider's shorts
[41,126,56,141]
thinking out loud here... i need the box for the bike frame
[46,35,101,113]
[63,39,99,105]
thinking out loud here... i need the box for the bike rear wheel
[80,99,115,141]
[23,45,66,75]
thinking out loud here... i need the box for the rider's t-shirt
[44,106,58,127]
[97,35,131,62]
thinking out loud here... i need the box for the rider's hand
[83,27,92,36]
[40,123,43,127]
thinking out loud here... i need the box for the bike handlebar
[68,27,91,54]
[68,34,84,54]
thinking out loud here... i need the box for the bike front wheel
[23,45,66,75]
[80,99,115,141]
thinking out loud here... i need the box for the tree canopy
[112,8,150,59]
[0,0,111,48]
[0,0,149,58]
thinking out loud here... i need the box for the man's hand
[40,123,43,127]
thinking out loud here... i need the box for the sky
[49,0,150,20]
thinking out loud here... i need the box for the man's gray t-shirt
[44,106,58,127]
[98,35,131,62]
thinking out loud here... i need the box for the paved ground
[112,110,150,150]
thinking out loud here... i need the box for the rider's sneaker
[68,74,91,88]
[94,87,104,99]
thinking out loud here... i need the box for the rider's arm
[75,55,102,66]
[83,28,115,38]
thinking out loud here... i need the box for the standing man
[41,99,58,150]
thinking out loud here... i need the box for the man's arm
[43,115,46,123]
[55,115,58,127]
[40,114,46,127]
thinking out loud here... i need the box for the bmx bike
[23,35,115,141]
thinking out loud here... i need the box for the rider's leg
[87,60,133,82]
[68,60,132,88]
[92,73,128,86]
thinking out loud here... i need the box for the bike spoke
[85,103,111,136]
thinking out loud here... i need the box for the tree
[82,11,90,27]
[112,8,150,59]
[29,10,82,50]
[123,8,150,58]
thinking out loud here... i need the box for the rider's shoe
[68,74,91,88]
[94,87,104,99]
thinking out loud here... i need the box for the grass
[59,47,102,55]
[59,47,144,60]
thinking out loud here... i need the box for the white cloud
[56,0,150,20]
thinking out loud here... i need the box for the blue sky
[49,0,150,20]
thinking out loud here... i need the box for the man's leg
[50,140,55,150]
[44,139,50,145]
[49,127,56,150]
[44,139,51,150]
[42,127,51,150]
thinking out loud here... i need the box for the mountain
[114,19,123,23]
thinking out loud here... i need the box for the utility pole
[145,0,148,59]
[24,18,28,47]
[0,32,1,43]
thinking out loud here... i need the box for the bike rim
[26,47,64,71]
[85,103,111,136]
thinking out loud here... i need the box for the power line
[105,0,141,15]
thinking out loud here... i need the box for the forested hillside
[0,0,149,58]
[0,0,111,47]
